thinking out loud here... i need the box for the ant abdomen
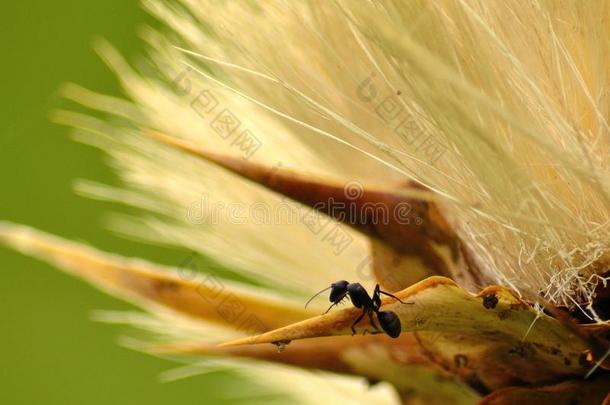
[377,311,401,338]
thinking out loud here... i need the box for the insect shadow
[305,280,412,338]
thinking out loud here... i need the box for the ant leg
[323,293,347,314]
[350,311,365,336]
[379,289,411,304]
[366,311,380,333]
[372,285,382,311]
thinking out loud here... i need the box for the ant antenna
[304,286,332,309]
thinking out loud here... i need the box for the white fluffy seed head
[60,1,609,318]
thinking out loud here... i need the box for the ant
[305,281,410,338]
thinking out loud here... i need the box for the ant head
[305,280,350,309]
[377,311,401,338]
[329,280,349,302]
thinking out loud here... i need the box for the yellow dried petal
[220,276,594,390]
[0,221,309,333]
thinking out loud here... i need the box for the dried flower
[2,1,609,403]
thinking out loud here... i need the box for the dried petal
[0,222,309,333]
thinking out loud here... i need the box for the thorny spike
[141,129,484,291]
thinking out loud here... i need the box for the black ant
[305,281,410,338]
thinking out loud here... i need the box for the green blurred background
[0,2,245,403]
